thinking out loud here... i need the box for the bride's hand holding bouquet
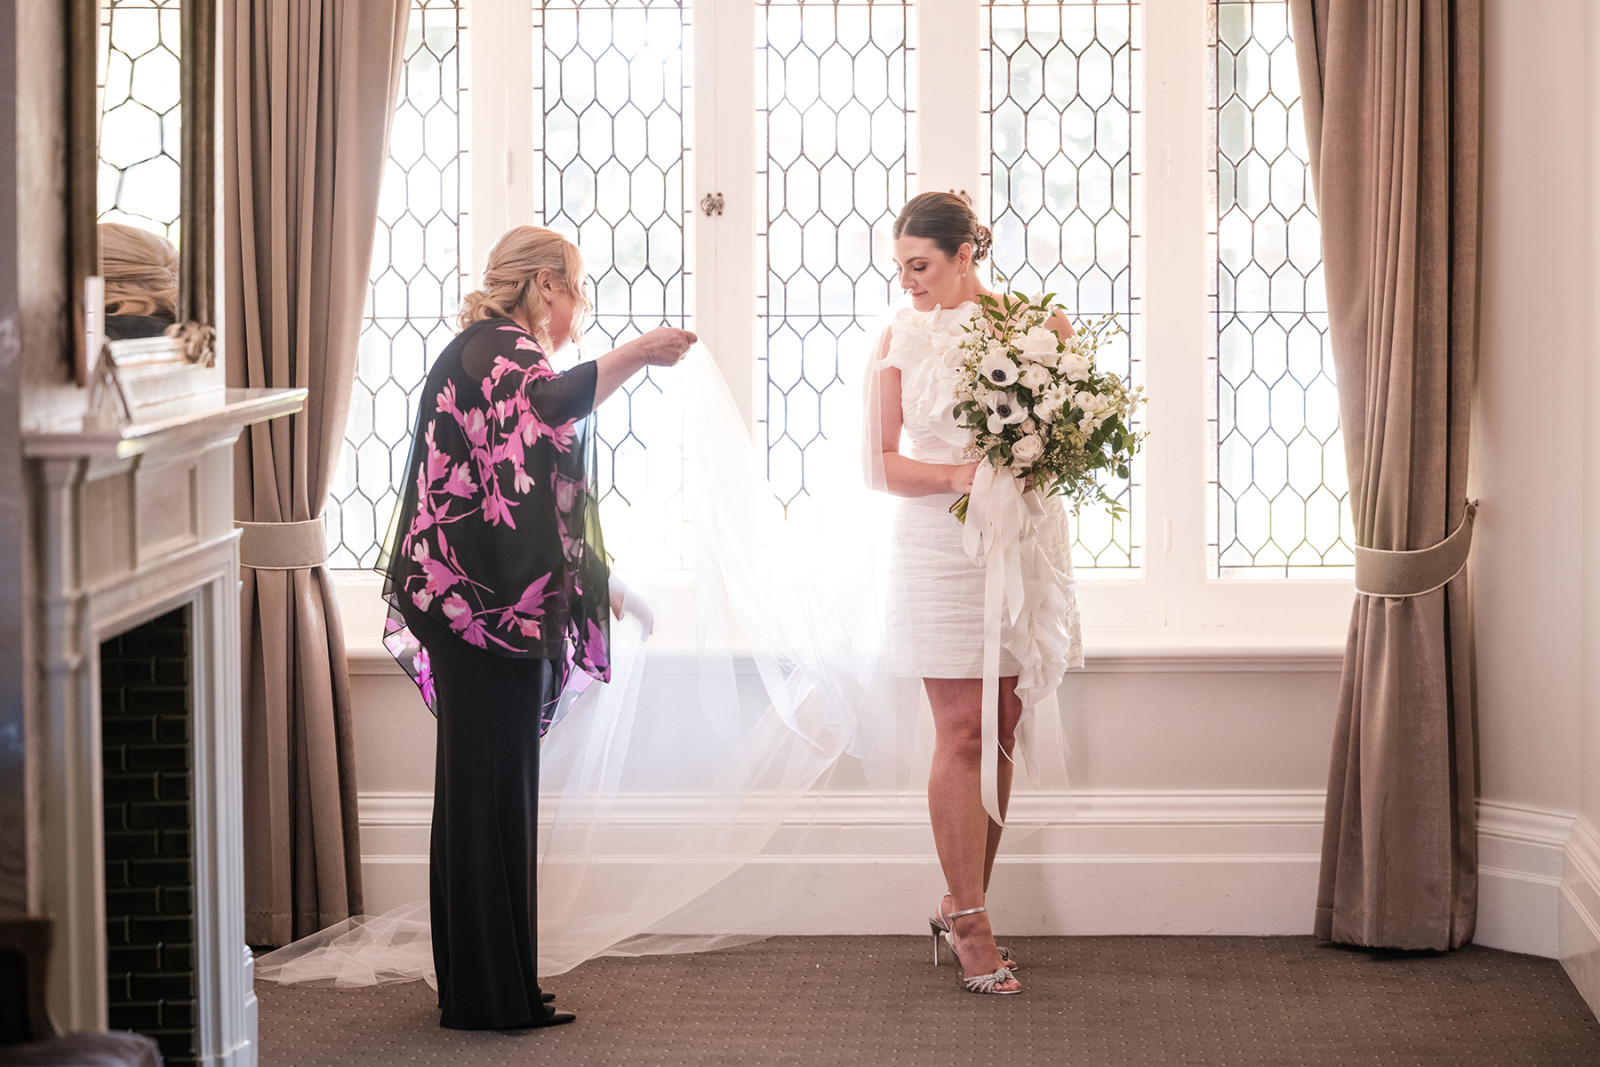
[948,291,1146,522]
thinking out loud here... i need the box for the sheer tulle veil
[255,328,1071,987]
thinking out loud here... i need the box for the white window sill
[338,563,1344,680]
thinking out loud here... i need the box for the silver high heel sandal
[931,893,1020,970]
[929,905,1021,995]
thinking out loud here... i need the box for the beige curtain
[223,0,410,945]
[1289,0,1482,950]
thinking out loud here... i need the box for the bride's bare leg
[982,677,1024,891]
[926,677,1019,990]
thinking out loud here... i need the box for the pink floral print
[378,317,612,719]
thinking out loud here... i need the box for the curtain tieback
[1352,500,1478,598]
[237,517,329,570]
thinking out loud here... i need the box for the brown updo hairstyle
[892,191,993,264]
[99,221,179,319]
[457,225,592,350]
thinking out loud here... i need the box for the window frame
[331,0,1354,645]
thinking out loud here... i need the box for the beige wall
[1567,0,1600,1016]
[1581,0,1600,877]
[1474,0,1588,817]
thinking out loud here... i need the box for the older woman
[379,225,694,1030]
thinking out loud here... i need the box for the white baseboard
[358,790,1576,957]
[1562,817,1600,1019]
[1476,802,1573,957]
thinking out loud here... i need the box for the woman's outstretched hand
[592,327,699,410]
[630,327,698,367]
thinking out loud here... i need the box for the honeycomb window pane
[984,0,1142,571]
[538,0,692,571]
[97,0,184,243]
[758,0,914,514]
[330,0,468,569]
[1209,0,1352,576]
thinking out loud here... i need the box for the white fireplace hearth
[25,386,304,1067]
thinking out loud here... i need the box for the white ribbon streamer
[960,464,1031,826]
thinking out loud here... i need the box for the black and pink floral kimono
[374,314,611,1030]
[378,315,612,723]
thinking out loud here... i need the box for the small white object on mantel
[23,385,306,1067]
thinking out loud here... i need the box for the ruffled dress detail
[883,303,1084,681]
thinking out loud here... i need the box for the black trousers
[402,606,560,1030]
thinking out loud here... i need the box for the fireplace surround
[25,387,303,1067]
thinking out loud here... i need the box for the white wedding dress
[881,302,1083,679]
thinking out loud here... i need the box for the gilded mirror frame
[69,0,216,385]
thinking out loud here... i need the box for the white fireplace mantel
[25,386,306,1067]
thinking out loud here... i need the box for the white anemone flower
[978,349,1021,387]
[983,390,1029,433]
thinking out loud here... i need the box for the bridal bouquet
[950,291,1146,522]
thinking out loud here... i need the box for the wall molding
[356,789,1570,956]
[1562,817,1600,1018]
[1476,802,1574,957]
[361,787,1330,829]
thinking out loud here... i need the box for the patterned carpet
[254,935,1600,1067]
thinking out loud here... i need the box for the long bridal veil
[256,337,1071,987]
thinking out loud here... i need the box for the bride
[872,191,1082,995]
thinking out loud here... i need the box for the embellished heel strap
[964,966,1019,995]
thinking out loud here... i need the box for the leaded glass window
[1209,0,1351,574]
[98,0,183,239]
[328,0,467,568]
[758,0,914,511]
[983,0,1141,571]
[536,0,692,569]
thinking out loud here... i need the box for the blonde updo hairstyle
[100,221,179,319]
[458,225,592,350]
[892,191,993,265]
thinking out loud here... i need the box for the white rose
[979,350,1021,388]
[1012,433,1045,466]
[1017,325,1061,365]
[983,390,1029,433]
[1018,363,1053,392]
[1059,349,1092,381]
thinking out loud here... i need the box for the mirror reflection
[96,0,183,341]
[100,221,179,340]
